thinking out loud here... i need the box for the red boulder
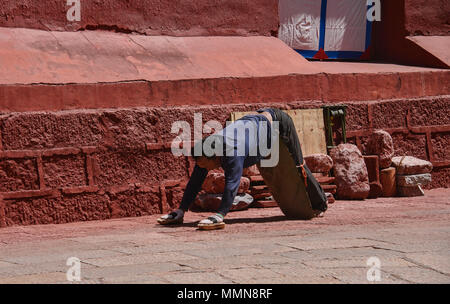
[242,165,260,177]
[391,156,433,175]
[366,130,394,169]
[330,144,370,200]
[304,154,333,173]
[202,172,250,194]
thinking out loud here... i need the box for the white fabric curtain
[278,0,322,51]
[324,0,367,52]
[278,0,368,53]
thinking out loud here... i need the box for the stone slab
[392,156,433,175]
[407,36,450,68]
[396,173,432,187]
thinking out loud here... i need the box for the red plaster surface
[406,36,450,67]
[372,0,450,68]
[404,0,450,36]
[0,0,278,37]
[0,28,449,113]
[0,28,310,85]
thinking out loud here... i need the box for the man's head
[191,137,221,171]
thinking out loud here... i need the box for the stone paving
[0,188,449,284]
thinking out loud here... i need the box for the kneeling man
[158,108,328,230]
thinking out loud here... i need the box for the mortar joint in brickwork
[105,184,136,195]
[425,131,434,162]
[81,146,97,154]
[61,186,99,195]
[36,154,46,190]
[163,179,182,188]
[41,147,81,157]
[134,183,159,193]
[432,161,450,168]
[85,154,95,187]
[145,142,173,152]
[367,103,374,129]
[0,189,61,200]
[0,150,40,159]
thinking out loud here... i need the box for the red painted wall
[372,0,449,67]
[404,0,450,36]
[0,0,279,36]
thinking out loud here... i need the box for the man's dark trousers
[265,108,328,212]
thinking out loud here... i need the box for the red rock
[243,165,260,177]
[325,192,335,204]
[330,144,370,200]
[368,182,383,199]
[380,167,397,197]
[201,173,224,194]
[202,172,250,194]
[391,156,433,175]
[304,154,333,173]
[396,173,432,187]
[194,194,221,211]
[365,130,394,169]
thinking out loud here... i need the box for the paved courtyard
[0,188,449,284]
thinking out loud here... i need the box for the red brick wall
[0,0,278,36]
[1,97,449,227]
[345,96,450,189]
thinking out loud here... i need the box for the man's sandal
[197,215,225,230]
[157,211,184,225]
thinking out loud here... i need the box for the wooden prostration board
[230,109,326,156]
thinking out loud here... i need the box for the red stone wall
[0,0,278,36]
[1,97,449,227]
[345,96,450,189]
